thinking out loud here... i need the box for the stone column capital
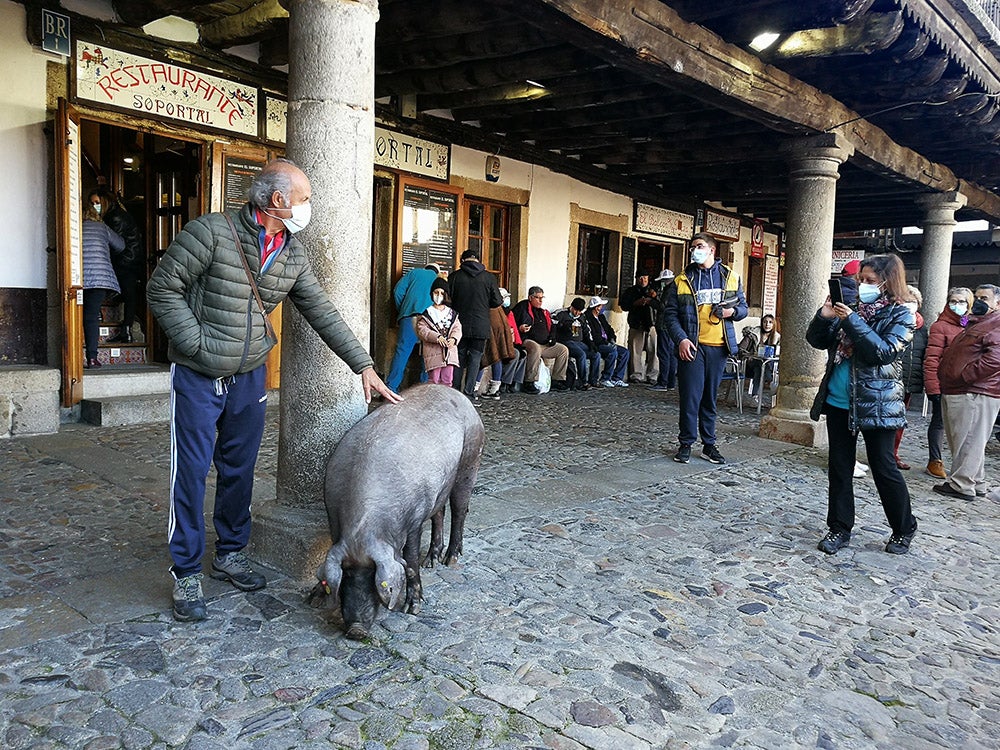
[916,190,968,219]
[781,132,855,170]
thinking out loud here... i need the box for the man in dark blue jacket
[663,233,747,464]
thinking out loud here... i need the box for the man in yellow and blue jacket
[662,232,748,465]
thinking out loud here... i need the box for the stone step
[83,367,170,399]
[80,393,170,426]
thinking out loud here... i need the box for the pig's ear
[321,545,345,600]
[374,555,406,610]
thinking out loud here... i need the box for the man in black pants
[448,249,504,403]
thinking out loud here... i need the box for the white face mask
[92,203,102,214]
[691,247,710,266]
[904,301,918,314]
[949,302,968,315]
[858,282,882,303]
[432,292,445,305]
[282,201,311,234]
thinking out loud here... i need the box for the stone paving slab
[0,386,998,749]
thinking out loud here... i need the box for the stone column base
[759,414,828,448]
[250,502,331,583]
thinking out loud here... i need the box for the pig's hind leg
[422,506,446,569]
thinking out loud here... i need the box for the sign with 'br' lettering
[74,41,258,137]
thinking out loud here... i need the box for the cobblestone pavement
[1,385,998,749]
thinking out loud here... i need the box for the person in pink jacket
[416,278,462,389]
[922,286,974,478]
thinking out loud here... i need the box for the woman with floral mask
[807,253,918,556]
[922,286,975,478]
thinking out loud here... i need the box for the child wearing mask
[416,277,462,387]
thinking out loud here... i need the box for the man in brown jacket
[935,284,1000,499]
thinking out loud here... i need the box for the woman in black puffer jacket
[806,254,917,557]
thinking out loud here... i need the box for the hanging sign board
[763,255,780,317]
[634,202,694,240]
[750,220,766,258]
[73,41,259,137]
[223,156,265,213]
[703,209,742,241]
[831,248,866,276]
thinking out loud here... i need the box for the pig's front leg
[403,525,424,614]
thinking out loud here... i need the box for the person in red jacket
[934,284,1000,499]
[922,286,974,478]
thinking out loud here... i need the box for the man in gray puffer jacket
[148,158,400,622]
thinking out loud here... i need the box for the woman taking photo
[807,254,918,555]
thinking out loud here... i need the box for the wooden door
[55,99,84,406]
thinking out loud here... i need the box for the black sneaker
[673,445,691,463]
[210,550,266,591]
[885,528,916,555]
[521,382,540,395]
[172,573,207,622]
[702,445,726,464]
[817,530,850,555]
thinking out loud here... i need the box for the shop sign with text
[74,41,258,137]
[703,209,742,241]
[634,202,693,240]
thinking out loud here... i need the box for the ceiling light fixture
[525,79,546,89]
[750,32,780,52]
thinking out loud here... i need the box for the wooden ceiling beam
[774,11,904,58]
[533,0,1000,221]
[199,0,287,48]
[376,1,517,43]
[377,23,555,74]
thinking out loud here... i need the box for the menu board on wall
[619,236,636,298]
[400,185,457,274]
[223,156,265,213]
[67,118,83,288]
[763,255,780,317]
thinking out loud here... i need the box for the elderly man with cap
[386,261,441,391]
[620,271,659,383]
[583,295,630,387]
[649,268,678,391]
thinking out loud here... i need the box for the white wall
[1,0,50,288]
[451,145,633,307]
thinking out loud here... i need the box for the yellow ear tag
[380,580,389,588]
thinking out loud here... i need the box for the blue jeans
[565,341,600,385]
[386,317,427,392]
[597,344,629,383]
[676,344,726,447]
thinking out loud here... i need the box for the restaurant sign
[634,202,694,240]
[703,209,742,242]
[74,41,259,137]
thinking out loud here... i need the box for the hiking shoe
[925,460,946,478]
[172,573,207,622]
[673,445,691,463]
[885,528,916,555]
[817,530,850,555]
[702,445,726,464]
[648,384,670,392]
[210,550,266,591]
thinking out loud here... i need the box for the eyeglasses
[531,294,545,300]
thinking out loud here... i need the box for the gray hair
[906,285,922,308]
[248,157,297,209]
[976,283,1000,298]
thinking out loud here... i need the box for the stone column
[253,0,379,577]
[760,133,854,447]
[916,191,966,318]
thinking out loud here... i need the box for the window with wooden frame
[466,198,509,287]
[575,225,613,296]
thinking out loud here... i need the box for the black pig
[308,384,485,638]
